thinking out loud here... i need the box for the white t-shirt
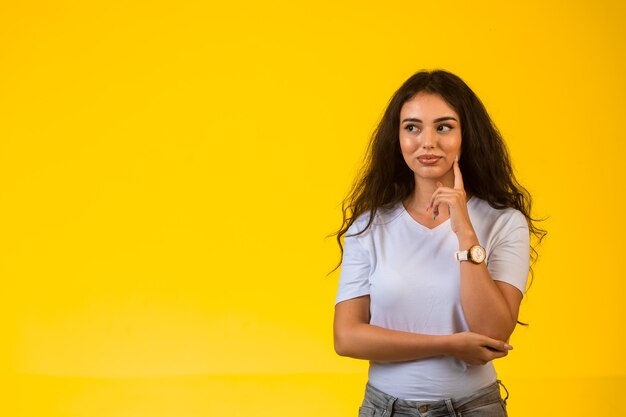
[335,197,530,401]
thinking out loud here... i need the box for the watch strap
[455,250,469,261]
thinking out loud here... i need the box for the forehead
[400,93,459,120]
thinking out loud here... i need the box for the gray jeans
[358,381,508,417]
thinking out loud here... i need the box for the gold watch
[455,244,486,264]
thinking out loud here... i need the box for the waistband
[363,380,506,417]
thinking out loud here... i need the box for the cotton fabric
[336,197,530,400]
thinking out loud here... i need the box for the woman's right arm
[333,295,512,365]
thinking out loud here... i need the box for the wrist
[457,230,479,248]
[441,334,458,358]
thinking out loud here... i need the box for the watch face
[469,245,486,263]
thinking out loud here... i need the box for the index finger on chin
[453,156,464,190]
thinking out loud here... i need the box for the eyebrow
[401,116,459,123]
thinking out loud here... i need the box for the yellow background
[1,0,624,415]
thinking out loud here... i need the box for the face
[399,93,462,183]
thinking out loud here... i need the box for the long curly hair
[334,69,546,280]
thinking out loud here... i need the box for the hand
[427,156,473,236]
[448,332,513,365]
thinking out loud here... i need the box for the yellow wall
[1,0,624,415]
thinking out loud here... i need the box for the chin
[413,167,451,181]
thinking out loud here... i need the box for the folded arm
[334,295,512,365]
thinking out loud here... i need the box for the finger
[483,338,513,352]
[430,192,458,218]
[453,156,464,190]
[433,182,444,216]
[430,196,446,218]
[427,182,445,214]
[430,198,440,219]
[481,345,509,363]
[487,349,508,360]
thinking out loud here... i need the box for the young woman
[333,70,545,416]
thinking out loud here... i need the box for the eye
[437,124,452,132]
[404,124,420,133]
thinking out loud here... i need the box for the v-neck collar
[400,197,474,233]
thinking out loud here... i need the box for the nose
[421,127,436,149]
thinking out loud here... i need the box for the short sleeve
[335,228,372,305]
[486,210,530,294]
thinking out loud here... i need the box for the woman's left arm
[429,158,528,342]
[456,235,522,342]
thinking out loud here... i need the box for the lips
[416,155,442,164]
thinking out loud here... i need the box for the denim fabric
[358,381,508,417]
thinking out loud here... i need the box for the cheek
[399,136,417,155]
[442,134,462,153]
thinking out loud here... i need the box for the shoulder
[469,197,527,230]
[469,197,529,251]
[346,202,405,237]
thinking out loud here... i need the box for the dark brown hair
[333,69,546,282]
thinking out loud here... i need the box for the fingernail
[504,344,513,350]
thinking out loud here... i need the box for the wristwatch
[455,244,486,264]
